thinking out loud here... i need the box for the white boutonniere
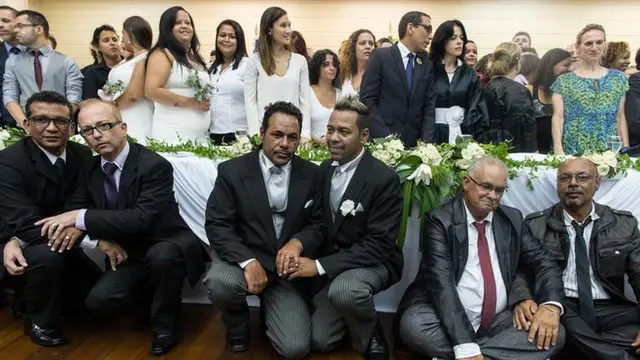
[416,57,423,65]
[340,200,364,217]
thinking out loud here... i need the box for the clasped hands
[512,299,562,351]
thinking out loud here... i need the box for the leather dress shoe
[226,331,249,352]
[364,321,389,360]
[25,322,67,347]
[151,334,177,356]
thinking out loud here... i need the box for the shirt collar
[563,203,599,226]
[101,141,130,171]
[32,44,53,56]
[34,141,66,164]
[259,150,292,173]
[4,42,26,54]
[463,198,494,226]
[331,147,365,173]
[397,41,414,59]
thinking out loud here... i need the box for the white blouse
[244,53,311,137]
[209,58,248,134]
[310,87,342,138]
[341,78,359,98]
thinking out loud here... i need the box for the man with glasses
[512,157,640,360]
[35,99,207,355]
[2,10,82,129]
[0,91,100,347]
[396,156,566,360]
[360,11,436,146]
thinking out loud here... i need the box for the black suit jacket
[294,150,404,289]
[397,194,564,347]
[360,44,436,146]
[67,143,206,286]
[205,151,319,272]
[0,44,15,126]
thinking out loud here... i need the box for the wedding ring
[65,236,70,240]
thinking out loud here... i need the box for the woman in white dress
[244,6,311,138]
[309,49,342,145]
[145,6,210,144]
[339,29,376,98]
[108,16,154,144]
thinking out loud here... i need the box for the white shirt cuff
[238,258,256,269]
[75,209,87,231]
[454,343,481,359]
[540,301,564,316]
[315,260,326,275]
[78,235,99,249]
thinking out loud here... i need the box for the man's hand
[3,239,28,275]
[286,257,318,280]
[97,240,128,271]
[48,227,82,253]
[513,299,538,330]
[459,355,484,360]
[35,210,80,240]
[276,239,303,277]
[631,330,640,354]
[528,304,561,351]
[243,260,268,294]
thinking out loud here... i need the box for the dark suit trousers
[85,242,185,335]
[560,298,640,360]
[22,244,100,328]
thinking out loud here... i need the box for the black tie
[103,162,119,210]
[9,47,20,55]
[53,158,65,182]
[572,218,597,330]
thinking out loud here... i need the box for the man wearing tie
[36,99,207,355]
[396,157,566,360]
[0,5,26,126]
[282,95,403,359]
[3,10,82,128]
[204,102,319,359]
[512,157,640,360]
[359,11,436,146]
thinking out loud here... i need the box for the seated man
[283,95,404,360]
[36,99,207,355]
[397,156,566,360]
[203,102,319,359]
[513,157,640,360]
[0,91,100,346]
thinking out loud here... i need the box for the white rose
[600,151,618,168]
[373,149,395,167]
[407,163,432,186]
[461,143,485,160]
[597,164,610,177]
[456,158,473,170]
[385,139,405,152]
[340,199,356,216]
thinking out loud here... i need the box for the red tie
[474,221,496,329]
[33,50,43,90]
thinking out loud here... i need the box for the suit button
[615,250,620,255]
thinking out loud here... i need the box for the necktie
[53,157,65,182]
[9,47,20,55]
[103,162,119,210]
[572,218,597,330]
[406,53,414,91]
[267,166,287,238]
[33,50,43,90]
[474,221,496,329]
[330,166,345,219]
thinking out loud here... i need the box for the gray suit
[2,45,83,112]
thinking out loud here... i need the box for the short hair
[0,6,18,16]
[376,37,393,47]
[261,102,303,134]
[75,98,124,125]
[25,91,73,120]
[467,156,508,178]
[333,95,370,132]
[513,31,531,45]
[522,47,538,56]
[576,23,606,45]
[16,10,49,37]
[398,11,429,39]
[308,49,341,87]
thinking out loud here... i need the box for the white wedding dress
[151,61,211,144]
[108,52,154,145]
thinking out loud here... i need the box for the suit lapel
[323,165,335,234]
[492,209,513,288]
[330,152,370,237]
[27,138,60,185]
[452,196,469,282]
[89,159,106,209]
[242,152,277,243]
[278,157,310,245]
[391,45,409,97]
[61,146,80,194]
[117,144,138,209]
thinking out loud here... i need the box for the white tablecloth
[164,152,640,311]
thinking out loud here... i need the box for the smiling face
[98,30,120,59]
[172,10,193,46]
[578,30,606,62]
[462,162,507,218]
[270,14,291,47]
[464,42,478,66]
[326,109,368,164]
[557,158,600,212]
[355,32,375,62]
[445,25,465,58]
[216,24,237,60]
[513,34,530,49]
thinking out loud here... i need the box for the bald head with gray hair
[467,156,508,179]
[333,94,370,132]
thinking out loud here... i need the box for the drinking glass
[456,134,472,143]
[607,135,622,153]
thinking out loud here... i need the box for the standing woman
[108,16,154,144]
[551,24,629,154]
[145,6,210,144]
[208,19,248,145]
[82,25,122,100]
[339,29,376,98]
[244,6,311,138]
[309,49,342,145]
[429,20,487,144]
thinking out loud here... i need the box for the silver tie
[330,167,345,219]
[267,166,287,238]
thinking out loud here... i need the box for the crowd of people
[1,3,640,360]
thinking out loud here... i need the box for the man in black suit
[282,95,403,360]
[360,11,436,146]
[0,5,25,126]
[204,102,319,359]
[396,157,565,360]
[36,99,207,355]
[0,91,100,347]
[513,157,640,360]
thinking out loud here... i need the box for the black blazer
[360,44,436,146]
[294,150,404,289]
[205,151,319,272]
[0,44,15,126]
[67,143,206,286]
[397,194,564,347]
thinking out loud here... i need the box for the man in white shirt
[397,156,566,360]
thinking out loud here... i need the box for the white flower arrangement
[69,134,87,146]
[0,128,11,150]
[455,142,486,169]
[98,80,125,102]
[407,163,433,186]
[585,151,618,177]
[410,142,442,166]
[186,70,213,102]
[371,136,405,167]
[229,135,253,157]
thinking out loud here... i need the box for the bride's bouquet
[98,80,125,102]
[186,70,213,102]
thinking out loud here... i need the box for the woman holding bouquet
[145,6,210,144]
[107,16,153,144]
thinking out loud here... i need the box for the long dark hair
[258,6,290,76]
[291,31,310,60]
[147,6,206,70]
[210,19,247,74]
[90,24,117,64]
[309,49,340,87]
[532,48,572,96]
[429,19,468,70]
[123,16,153,50]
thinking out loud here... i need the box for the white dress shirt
[396,41,416,70]
[562,205,610,300]
[209,58,248,134]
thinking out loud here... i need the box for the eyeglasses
[78,121,120,136]
[557,173,594,184]
[467,175,507,195]
[15,23,37,29]
[29,116,71,128]
[415,23,433,33]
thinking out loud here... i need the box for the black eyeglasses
[467,175,507,195]
[29,116,71,128]
[557,173,594,184]
[415,23,433,33]
[15,23,37,29]
[78,121,120,136]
